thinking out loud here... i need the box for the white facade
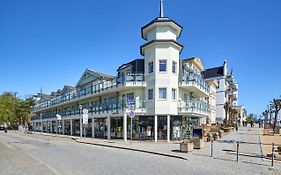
[31,2,216,142]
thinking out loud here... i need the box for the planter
[223,127,233,132]
[180,142,193,153]
[193,138,204,149]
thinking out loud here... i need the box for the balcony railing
[178,100,209,115]
[180,73,210,94]
[31,99,145,121]
[31,74,145,112]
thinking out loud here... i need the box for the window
[148,89,153,100]
[172,61,176,73]
[159,88,167,99]
[148,62,153,73]
[159,60,167,72]
[172,88,176,100]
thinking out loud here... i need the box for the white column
[41,121,43,132]
[70,119,73,136]
[107,116,111,140]
[167,115,170,142]
[123,112,127,142]
[154,115,157,142]
[50,121,53,133]
[80,118,83,137]
[56,120,58,134]
[91,117,95,138]
[62,120,65,135]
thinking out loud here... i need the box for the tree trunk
[273,112,279,134]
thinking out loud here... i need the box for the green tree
[271,98,281,133]
[0,92,34,128]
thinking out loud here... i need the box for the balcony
[31,74,145,112]
[178,100,209,117]
[179,74,210,97]
[31,99,146,121]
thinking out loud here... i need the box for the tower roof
[141,0,183,40]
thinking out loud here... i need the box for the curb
[30,132,188,160]
[75,140,188,160]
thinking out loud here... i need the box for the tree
[271,98,281,133]
[0,92,35,128]
[262,109,269,124]
[224,102,231,126]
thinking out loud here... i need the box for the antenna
[160,0,164,17]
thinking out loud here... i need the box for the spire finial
[160,0,164,17]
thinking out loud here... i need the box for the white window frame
[159,87,167,100]
[172,88,176,100]
[172,61,176,73]
[148,62,153,73]
[159,59,167,72]
[148,89,153,100]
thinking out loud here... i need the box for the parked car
[0,125,4,130]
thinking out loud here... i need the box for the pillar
[91,117,95,138]
[50,121,53,133]
[167,115,170,142]
[154,115,157,142]
[70,119,73,136]
[56,120,58,134]
[62,120,65,135]
[80,118,83,137]
[41,121,43,132]
[107,116,111,140]
[123,112,127,142]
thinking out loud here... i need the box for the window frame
[148,89,153,100]
[159,59,167,72]
[159,87,167,100]
[172,61,177,73]
[172,88,177,100]
[148,62,154,73]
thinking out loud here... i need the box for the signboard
[129,110,135,118]
[83,114,88,124]
[56,114,61,120]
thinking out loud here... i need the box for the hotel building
[31,1,218,142]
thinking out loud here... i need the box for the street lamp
[79,105,83,138]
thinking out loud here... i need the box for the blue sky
[0,0,280,115]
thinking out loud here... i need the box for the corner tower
[141,0,183,115]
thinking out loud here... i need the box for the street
[0,129,280,175]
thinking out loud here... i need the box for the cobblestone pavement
[0,128,281,175]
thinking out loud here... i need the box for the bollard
[236,141,239,162]
[210,139,213,157]
[272,143,274,167]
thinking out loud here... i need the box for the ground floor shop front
[31,114,204,142]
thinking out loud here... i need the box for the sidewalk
[30,127,281,167]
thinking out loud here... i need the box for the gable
[75,69,114,88]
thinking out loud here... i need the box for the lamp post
[79,105,83,138]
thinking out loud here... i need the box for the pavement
[1,127,281,175]
[31,126,281,166]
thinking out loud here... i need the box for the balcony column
[154,115,157,142]
[62,120,65,135]
[50,121,53,133]
[123,112,127,142]
[56,120,58,134]
[80,118,83,137]
[70,119,73,136]
[40,121,43,132]
[107,116,111,140]
[91,117,95,138]
[167,115,170,142]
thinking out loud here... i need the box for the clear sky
[0,0,280,115]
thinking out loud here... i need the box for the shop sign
[83,114,88,124]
